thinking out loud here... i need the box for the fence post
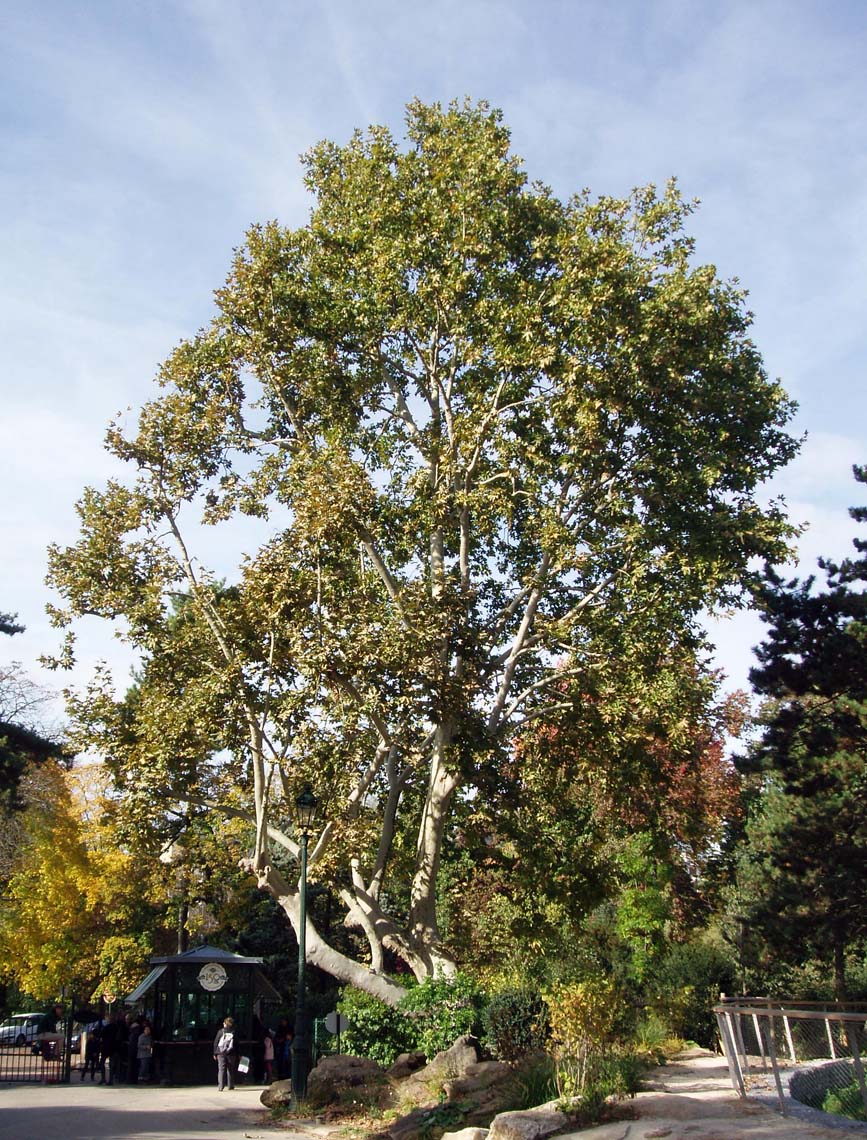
[717,1008,746,1098]
[753,1012,767,1071]
[843,1020,867,1120]
[825,1016,837,1060]
[782,1015,797,1065]
[760,1013,788,1115]
[731,1004,751,1082]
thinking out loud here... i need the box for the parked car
[0,1013,44,1047]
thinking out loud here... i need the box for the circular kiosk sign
[198,962,228,992]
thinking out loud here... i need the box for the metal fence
[0,1020,74,1085]
[714,996,867,1121]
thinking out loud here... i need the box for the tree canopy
[47,99,798,1002]
[734,465,867,998]
[0,614,64,813]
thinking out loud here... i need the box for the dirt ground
[557,1048,865,1140]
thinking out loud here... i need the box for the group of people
[212,1015,294,1090]
[81,1010,154,1084]
[38,1003,298,1091]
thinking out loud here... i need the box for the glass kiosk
[126,944,282,1084]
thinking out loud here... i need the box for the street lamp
[291,785,318,1107]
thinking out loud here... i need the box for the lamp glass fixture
[295,785,318,833]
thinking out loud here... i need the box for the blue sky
[2,0,865,725]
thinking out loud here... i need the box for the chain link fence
[714,997,867,1122]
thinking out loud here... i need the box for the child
[137,1023,154,1082]
[263,1030,274,1084]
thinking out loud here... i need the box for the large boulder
[387,1050,428,1082]
[486,1105,566,1140]
[442,1060,516,1126]
[305,1053,388,1110]
[399,1036,483,1106]
[260,1078,292,1108]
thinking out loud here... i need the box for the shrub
[511,1052,558,1109]
[397,972,486,1059]
[648,938,736,1049]
[824,1082,867,1122]
[545,976,629,1099]
[482,986,550,1061]
[337,985,415,1066]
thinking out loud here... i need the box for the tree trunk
[833,923,847,1002]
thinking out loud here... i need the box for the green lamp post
[291,785,318,1106]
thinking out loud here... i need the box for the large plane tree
[47,99,798,1003]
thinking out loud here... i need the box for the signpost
[325,1011,349,1054]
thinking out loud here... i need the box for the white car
[0,1013,44,1046]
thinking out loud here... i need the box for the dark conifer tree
[735,466,867,998]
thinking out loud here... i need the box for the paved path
[0,1080,307,1140]
[561,1050,867,1140]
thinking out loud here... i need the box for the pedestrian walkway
[0,1080,314,1140]
[562,1050,867,1139]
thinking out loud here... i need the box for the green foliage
[823,1081,867,1121]
[416,1101,469,1140]
[631,1011,685,1061]
[398,972,486,1059]
[569,1050,644,1118]
[511,1052,558,1109]
[733,466,867,998]
[337,985,414,1066]
[46,96,799,999]
[647,937,737,1048]
[546,976,629,1098]
[481,985,549,1061]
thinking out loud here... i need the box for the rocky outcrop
[399,1035,484,1106]
[260,1038,564,1140]
[305,1053,386,1110]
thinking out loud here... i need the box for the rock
[443,1060,512,1095]
[400,1036,483,1105]
[441,1130,489,1140]
[487,1106,565,1140]
[260,1077,293,1107]
[387,1050,428,1081]
[305,1053,387,1110]
[442,1061,517,1125]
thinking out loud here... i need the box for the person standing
[126,1014,142,1084]
[105,1010,128,1085]
[213,1016,237,1091]
[137,1023,154,1082]
[82,1017,106,1081]
[262,1030,274,1085]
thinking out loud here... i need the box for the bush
[337,985,415,1067]
[824,1082,867,1122]
[511,1052,558,1109]
[397,972,486,1059]
[482,986,550,1061]
[648,938,736,1049]
[545,976,629,1098]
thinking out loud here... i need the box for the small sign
[325,1011,349,1035]
[103,994,116,1005]
[198,963,228,992]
